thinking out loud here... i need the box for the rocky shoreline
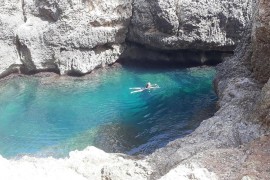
[0,0,270,179]
[0,41,269,179]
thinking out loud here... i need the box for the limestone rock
[250,79,270,126]
[0,146,152,180]
[159,163,218,180]
[246,0,270,126]
[0,0,24,77]
[251,0,270,84]
[0,0,254,76]
[16,0,132,75]
[0,0,132,76]
[146,19,268,179]
[128,0,253,51]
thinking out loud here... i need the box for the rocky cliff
[121,0,253,64]
[248,0,270,127]
[128,0,252,51]
[0,0,252,77]
[0,0,270,179]
[0,0,132,77]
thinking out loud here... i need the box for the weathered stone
[0,0,132,76]
[0,0,255,76]
[18,0,132,75]
[0,0,24,77]
[128,0,253,51]
[251,0,270,84]
[0,146,152,180]
[250,79,270,126]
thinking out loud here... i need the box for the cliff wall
[0,0,252,77]
[248,0,270,127]
[0,0,132,76]
[129,0,252,51]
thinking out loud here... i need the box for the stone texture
[250,79,270,126]
[0,0,256,77]
[158,163,218,180]
[17,0,132,75]
[146,11,270,178]
[0,146,152,180]
[128,0,253,51]
[0,0,132,77]
[0,0,24,77]
[145,27,263,178]
[247,0,270,127]
[165,135,270,180]
[250,0,270,84]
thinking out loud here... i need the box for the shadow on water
[93,66,218,155]
[94,92,217,155]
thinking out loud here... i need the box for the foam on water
[0,65,217,158]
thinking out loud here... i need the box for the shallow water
[0,65,217,158]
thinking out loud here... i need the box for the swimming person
[145,82,152,89]
[130,83,159,93]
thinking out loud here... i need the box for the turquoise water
[0,65,217,158]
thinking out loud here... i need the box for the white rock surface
[159,163,218,180]
[0,0,24,76]
[0,0,254,77]
[0,146,152,180]
[18,0,132,75]
[128,0,253,51]
[0,0,132,76]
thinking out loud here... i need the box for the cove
[0,65,217,158]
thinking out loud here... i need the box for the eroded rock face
[0,0,132,76]
[0,0,24,77]
[251,0,270,84]
[0,0,255,77]
[246,0,270,128]
[128,0,253,51]
[251,79,270,126]
[17,0,132,75]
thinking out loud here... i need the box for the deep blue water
[0,65,217,158]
